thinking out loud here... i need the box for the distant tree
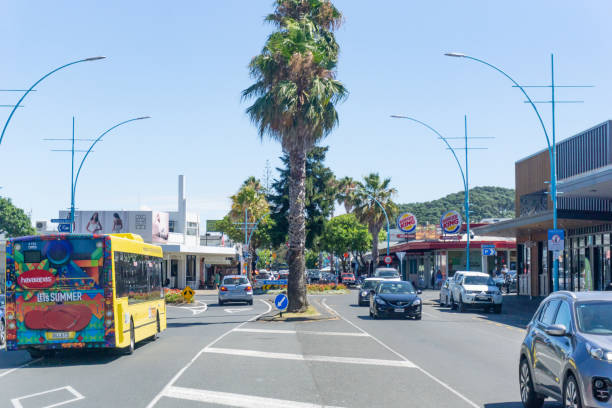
[320,213,371,272]
[305,249,319,269]
[336,176,357,213]
[268,146,337,250]
[353,173,397,273]
[0,198,35,237]
[397,186,515,224]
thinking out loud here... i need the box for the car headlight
[361,291,369,297]
[375,297,386,305]
[412,298,421,306]
[587,344,612,361]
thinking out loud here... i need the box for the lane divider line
[321,298,480,408]
[233,328,368,337]
[146,299,272,408]
[163,385,345,408]
[204,347,416,368]
[0,357,43,379]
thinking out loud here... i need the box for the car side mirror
[417,290,422,295]
[545,324,568,337]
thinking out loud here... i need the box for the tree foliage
[0,197,35,237]
[397,186,515,224]
[267,146,336,249]
[320,213,371,256]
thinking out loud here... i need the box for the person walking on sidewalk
[214,273,220,289]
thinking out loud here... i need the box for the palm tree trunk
[287,148,308,312]
[371,226,380,275]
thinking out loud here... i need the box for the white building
[59,175,239,289]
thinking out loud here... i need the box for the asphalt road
[0,290,561,408]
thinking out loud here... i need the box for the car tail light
[220,286,228,292]
[246,286,252,291]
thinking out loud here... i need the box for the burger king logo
[440,211,462,234]
[396,212,417,233]
[17,269,56,289]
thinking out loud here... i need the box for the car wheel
[519,358,544,408]
[564,374,582,408]
[439,294,444,306]
[0,318,5,347]
[450,295,456,310]
[248,300,253,305]
[494,304,502,314]
[458,296,465,313]
[218,299,224,306]
[414,314,422,320]
[372,309,379,319]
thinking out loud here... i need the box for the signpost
[548,229,564,292]
[396,212,417,233]
[482,244,496,256]
[182,286,194,303]
[275,293,288,317]
[384,255,393,265]
[58,223,71,233]
[396,251,406,280]
[51,218,71,224]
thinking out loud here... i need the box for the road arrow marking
[224,308,253,314]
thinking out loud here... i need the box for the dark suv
[519,291,612,408]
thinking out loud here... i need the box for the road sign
[482,244,496,256]
[395,252,406,261]
[57,223,71,233]
[182,286,195,302]
[51,218,71,224]
[384,255,393,265]
[548,229,565,252]
[274,294,288,310]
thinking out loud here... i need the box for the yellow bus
[4,233,166,356]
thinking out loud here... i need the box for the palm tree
[353,173,398,275]
[336,176,357,213]
[243,0,347,312]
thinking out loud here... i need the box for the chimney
[178,175,187,232]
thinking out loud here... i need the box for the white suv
[373,268,401,281]
[450,271,503,313]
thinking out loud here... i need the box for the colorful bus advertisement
[5,235,114,351]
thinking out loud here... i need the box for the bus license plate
[394,308,404,313]
[46,331,75,340]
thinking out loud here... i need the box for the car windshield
[223,277,249,285]
[378,282,415,294]
[362,280,380,290]
[464,276,495,286]
[258,273,271,279]
[375,270,399,278]
[342,274,354,278]
[576,302,612,335]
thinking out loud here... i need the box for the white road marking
[225,308,253,314]
[11,385,84,408]
[233,328,369,337]
[146,299,272,408]
[0,357,43,379]
[204,347,416,368]
[163,386,345,408]
[167,300,208,315]
[321,298,480,408]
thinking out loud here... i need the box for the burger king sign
[440,210,462,234]
[396,212,417,233]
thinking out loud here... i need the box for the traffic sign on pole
[548,229,564,252]
[51,218,71,224]
[57,223,71,233]
[482,244,496,256]
[384,255,393,265]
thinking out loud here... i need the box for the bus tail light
[220,286,228,292]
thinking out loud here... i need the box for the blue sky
[2,1,612,226]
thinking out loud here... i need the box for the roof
[551,291,612,302]
[364,277,383,281]
[456,271,489,277]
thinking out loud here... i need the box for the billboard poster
[152,211,169,243]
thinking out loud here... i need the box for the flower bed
[307,283,347,293]
[164,288,193,304]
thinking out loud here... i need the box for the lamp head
[84,56,106,61]
[444,52,466,58]
[136,116,151,120]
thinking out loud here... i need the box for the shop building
[59,175,238,289]
[475,120,612,296]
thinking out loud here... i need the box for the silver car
[218,275,253,305]
[519,291,612,408]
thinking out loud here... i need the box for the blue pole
[367,194,390,256]
[0,57,105,146]
[70,117,75,233]
[551,54,559,292]
[465,116,470,271]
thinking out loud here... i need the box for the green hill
[397,186,515,225]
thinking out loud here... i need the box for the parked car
[341,273,356,286]
[374,267,401,281]
[0,293,5,347]
[253,271,272,288]
[369,280,422,320]
[519,291,612,408]
[357,278,383,306]
[307,269,322,283]
[450,271,503,313]
[218,275,253,305]
[439,278,452,307]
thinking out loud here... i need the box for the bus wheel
[126,320,135,354]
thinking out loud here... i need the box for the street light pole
[71,116,150,231]
[445,52,559,290]
[390,115,472,270]
[1,57,105,146]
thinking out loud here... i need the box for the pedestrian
[435,269,442,289]
[214,273,220,289]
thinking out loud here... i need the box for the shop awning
[160,244,238,264]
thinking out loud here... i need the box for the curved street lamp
[1,56,106,146]
[70,116,150,230]
[445,52,560,290]
[391,115,472,271]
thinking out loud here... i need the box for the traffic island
[258,298,337,322]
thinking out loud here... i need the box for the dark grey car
[519,291,612,408]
